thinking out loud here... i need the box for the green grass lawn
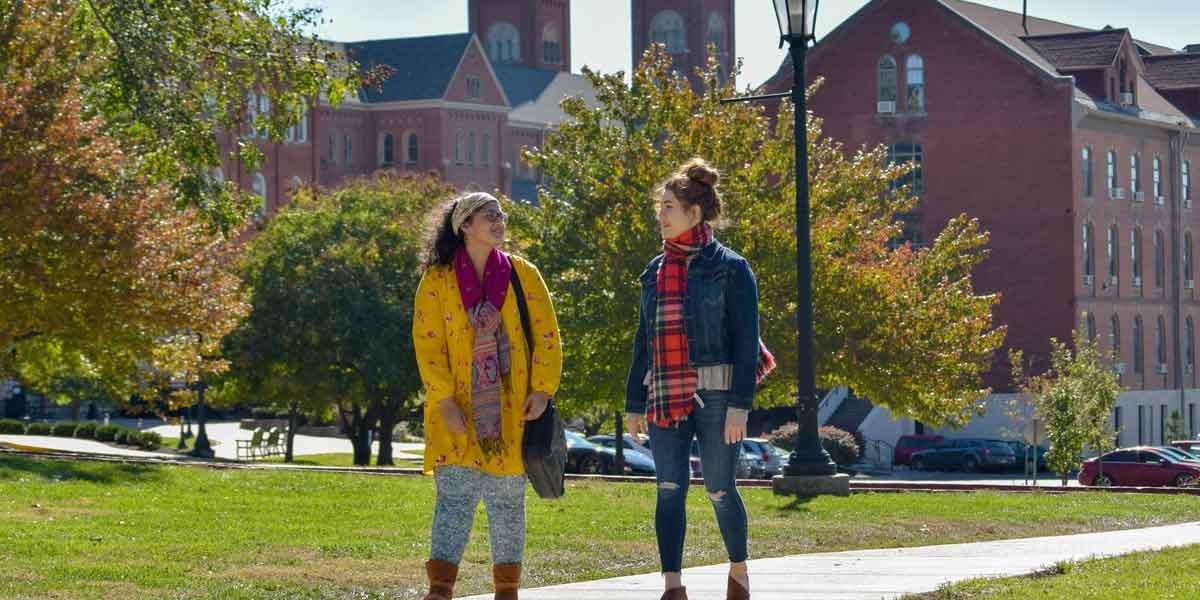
[3,455,1200,599]
[158,437,222,452]
[258,453,422,467]
[909,544,1200,599]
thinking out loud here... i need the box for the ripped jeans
[647,390,748,573]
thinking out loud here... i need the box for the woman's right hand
[625,412,647,438]
[440,398,468,434]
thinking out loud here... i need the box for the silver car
[742,438,787,478]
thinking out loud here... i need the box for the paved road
[463,521,1200,599]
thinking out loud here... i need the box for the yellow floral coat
[413,255,563,476]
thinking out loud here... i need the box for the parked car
[689,439,766,479]
[1151,446,1200,465]
[893,434,944,467]
[1170,440,1200,456]
[1004,440,1048,472]
[1078,447,1200,487]
[588,434,653,457]
[565,430,655,476]
[742,438,787,478]
[910,438,1017,472]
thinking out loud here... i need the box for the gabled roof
[492,65,560,108]
[1144,54,1200,91]
[343,34,473,102]
[1021,28,1130,71]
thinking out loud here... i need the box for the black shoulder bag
[511,268,567,499]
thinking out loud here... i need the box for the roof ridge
[1019,28,1129,41]
[947,0,1094,33]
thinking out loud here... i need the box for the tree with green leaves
[509,47,1004,429]
[228,173,449,466]
[1010,330,1121,486]
[1166,410,1187,443]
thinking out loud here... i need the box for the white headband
[451,192,498,234]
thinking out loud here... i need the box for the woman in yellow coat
[413,191,562,600]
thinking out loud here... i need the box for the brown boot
[727,575,749,600]
[423,559,458,600]
[659,587,688,600]
[493,563,521,600]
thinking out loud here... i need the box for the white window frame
[905,55,925,113]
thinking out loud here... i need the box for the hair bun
[683,158,719,187]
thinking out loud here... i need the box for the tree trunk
[69,398,81,421]
[614,410,625,475]
[376,395,402,467]
[339,403,373,466]
[284,401,298,463]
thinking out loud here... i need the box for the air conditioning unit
[1157,363,1169,375]
[1114,362,1127,374]
[877,101,896,114]
[1083,274,1095,287]
[1121,92,1135,105]
[1187,280,1195,290]
[1111,188,1127,200]
[1186,199,1193,209]
[1134,191,1146,203]
[1133,276,1143,288]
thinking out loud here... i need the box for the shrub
[767,422,799,451]
[25,422,51,435]
[51,422,79,437]
[0,419,25,434]
[95,424,120,442]
[136,431,162,451]
[250,407,277,420]
[74,422,98,439]
[819,426,861,469]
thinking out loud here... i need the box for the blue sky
[292,1,1199,89]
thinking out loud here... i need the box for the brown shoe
[493,563,521,600]
[659,587,688,600]
[727,575,749,600]
[423,559,458,600]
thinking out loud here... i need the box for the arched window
[1107,150,1118,192]
[405,132,419,166]
[1108,225,1119,283]
[905,55,925,113]
[487,22,521,64]
[1131,228,1143,286]
[1155,230,1165,289]
[1083,222,1094,281]
[251,172,267,214]
[650,10,686,54]
[1130,153,1141,195]
[381,132,395,166]
[542,22,561,64]
[1133,315,1144,376]
[1082,146,1093,197]
[878,56,898,107]
[707,12,727,56]
[1157,316,1167,369]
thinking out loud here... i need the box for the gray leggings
[430,466,527,565]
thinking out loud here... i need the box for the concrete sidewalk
[462,521,1200,600]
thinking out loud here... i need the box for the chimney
[1185,44,1200,54]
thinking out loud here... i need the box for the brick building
[763,0,1200,450]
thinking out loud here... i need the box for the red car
[893,434,944,467]
[1078,447,1200,488]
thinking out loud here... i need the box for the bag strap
[510,266,534,355]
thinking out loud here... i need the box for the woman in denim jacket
[625,158,762,600]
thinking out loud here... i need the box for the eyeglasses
[475,208,508,224]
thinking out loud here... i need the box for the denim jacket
[625,239,760,414]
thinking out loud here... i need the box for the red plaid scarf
[648,223,712,427]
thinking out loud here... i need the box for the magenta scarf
[454,246,513,457]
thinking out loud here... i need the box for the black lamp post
[771,0,838,477]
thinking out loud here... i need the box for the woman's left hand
[725,408,748,445]
[523,391,551,421]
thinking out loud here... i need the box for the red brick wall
[469,0,571,72]
[631,0,734,89]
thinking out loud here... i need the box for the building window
[1153,156,1163,201]
[1083,223,1094,280]
[1137,405,1145,444]
[1108,150,1118,192]
[455,129,464,165]
[380,133,394,166]
[405,132,419,166]
[1082,146,1093,197]
[1185,160,1192,206]
[650,10,686,54]
[251,172,267,214]
[888,142,923,195]
[466,76,481,100]
[905,55,925,113]
[1086,312,1096,342]
[343,134,352,165]
[211,168,224,184]
[487,22,521,63]
[542,22,562,64]
[1186,232,1194,283]
[481,132,491,167]
[1157,316,1167,371]
[1133,315,1144,376]
[1131,228,1142,286]
[1155,230,1165,289]
[467,132,476,166]
[878,56,898,107]
[1130,153,1140,195]
[1187,317,1195,375]
[1108,225,1119,283]
[707,13,727,57]
[287,109,309,143]
[1111,314,1121,356]
[328,131,337,165]
[1161,404,1167,444]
